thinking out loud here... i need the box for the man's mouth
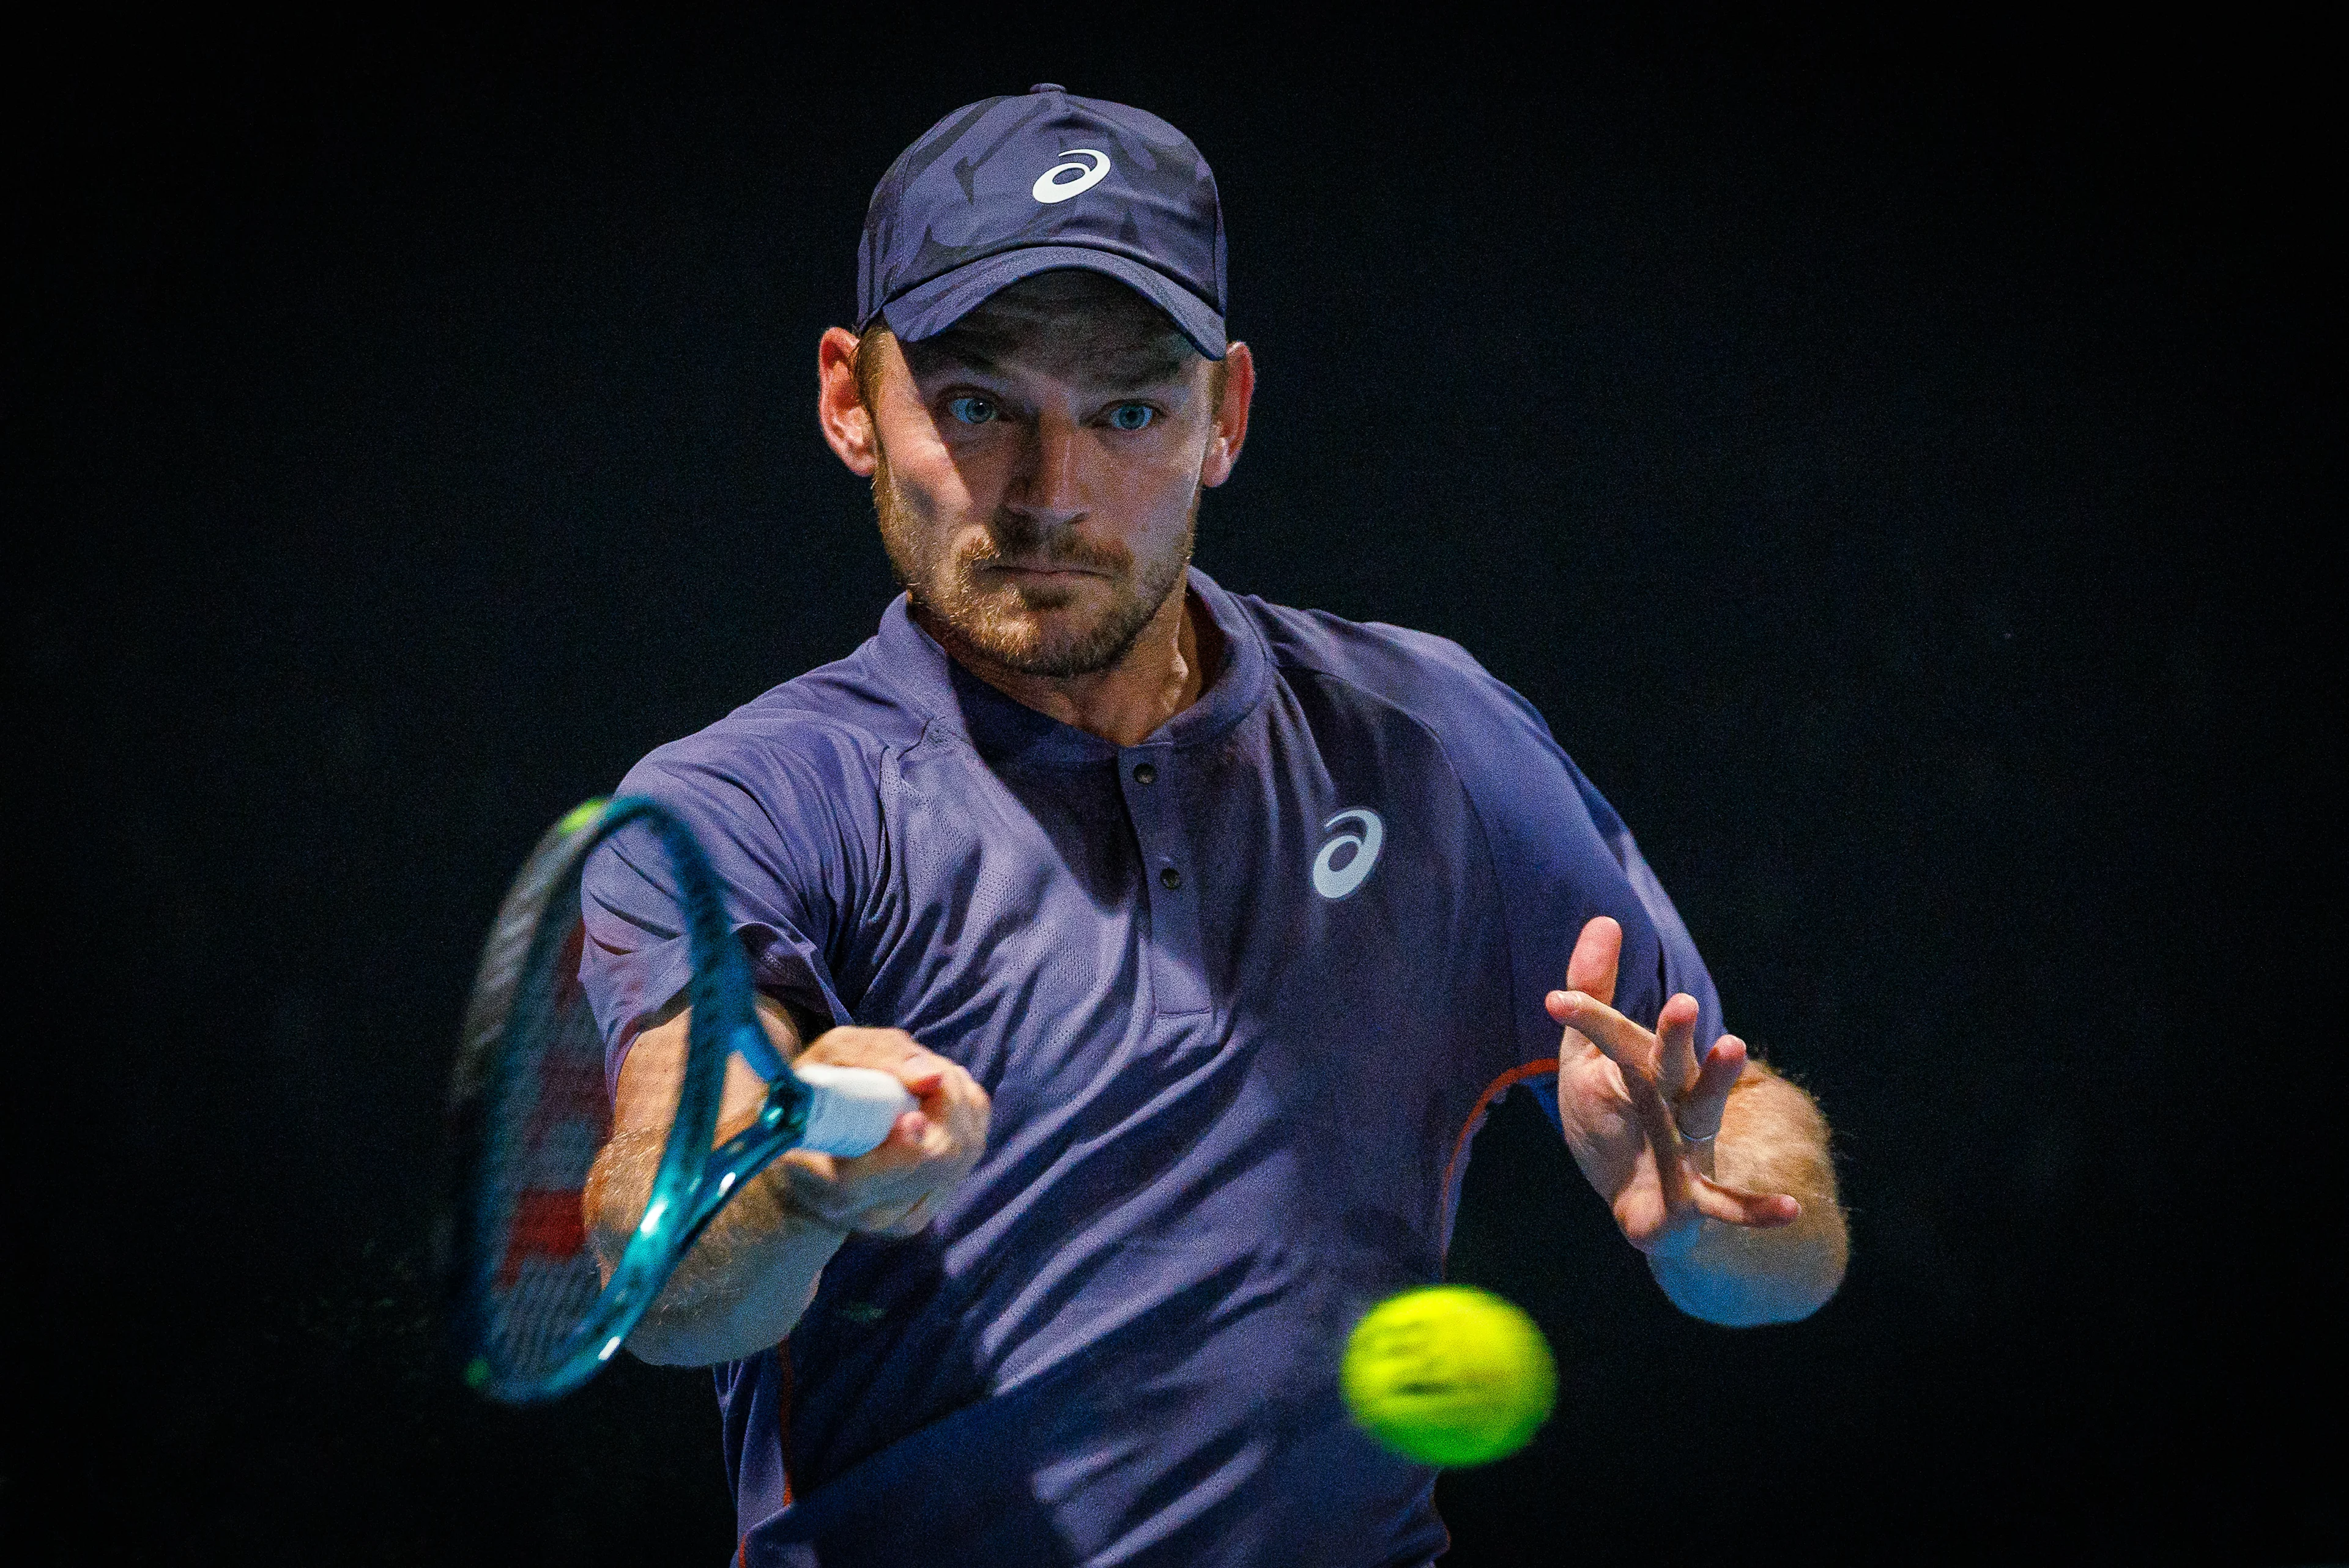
[983,561,1105,580]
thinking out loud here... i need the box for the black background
[9,11,2342,1564]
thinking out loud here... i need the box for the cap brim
[878,245,1226,361]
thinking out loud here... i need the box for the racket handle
[792,1063,918,1156]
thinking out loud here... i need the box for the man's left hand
[1548,915,1800,1259]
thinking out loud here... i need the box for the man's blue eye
[948,396,998,425]
[1108,404,1155,432]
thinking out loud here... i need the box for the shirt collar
[873,565,1271,766]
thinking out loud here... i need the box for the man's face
[856,272,1228,678]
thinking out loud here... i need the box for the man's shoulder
[617,638,920,804]
[1230,593,1558,756]
[1226,590,1633,859]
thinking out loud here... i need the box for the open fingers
[1673,1034,1748,1141]
[1691,1170,1802,1229]
[1565,916,1623,1007]
[1546,990,1660,1082]
[1656,993,1702,1101]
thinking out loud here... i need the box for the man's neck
[920,585,1222,749]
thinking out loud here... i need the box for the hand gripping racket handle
[792,1063,918,1156]
[721,1019,918,1158]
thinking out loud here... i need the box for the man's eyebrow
[1087,362,1191,394]
[909,339,1192,393]
[911,344,1007,376]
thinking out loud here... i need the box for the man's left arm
[1548,915,1849,1326]
[1648,1059,1847,1325]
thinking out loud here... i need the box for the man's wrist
[1644,1221,1764,1319]
[773,1159,863,1236]
[1640,1216,1715,1271]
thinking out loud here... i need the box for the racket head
[442,795,763,1403]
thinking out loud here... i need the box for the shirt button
[1133,762,1157,785]
[1160,867,1182,890]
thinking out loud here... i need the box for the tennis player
[581,86,1847,1567]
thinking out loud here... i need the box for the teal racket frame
[445,796,821,1403]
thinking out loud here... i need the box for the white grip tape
[792,1063,917,1156]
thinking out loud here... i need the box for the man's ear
[1200,341,1255,489]
[818,326,880,477]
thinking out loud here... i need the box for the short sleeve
[1545,749,1723,1048]
[577,716,884,1093]
[1370,629,1724,1073]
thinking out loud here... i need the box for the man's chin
[995,580,1086,614]
[925,596,1132,678]
[965,618,1123,678]
[911,550,1187,681]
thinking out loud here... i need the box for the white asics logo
[1313,808,1384,901]
[1033,149,1110,203]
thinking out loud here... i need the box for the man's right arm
[584,995,990,1367]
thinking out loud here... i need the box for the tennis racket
[442,794,913,1403]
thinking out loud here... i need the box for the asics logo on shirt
[1033,149,1111,203]
[1313,808,1384,901]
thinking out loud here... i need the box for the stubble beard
[872,451,1197,679]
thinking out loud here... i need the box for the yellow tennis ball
[1341,1285,1557,1467]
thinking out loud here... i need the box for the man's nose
[1004,413,1088,523]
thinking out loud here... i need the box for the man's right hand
[588,999,991,1364]
[778,1026,990,1236]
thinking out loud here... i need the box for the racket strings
[477,919,619,1382]
[451,799,744,1400]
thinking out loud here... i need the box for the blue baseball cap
[856,84,1228,360]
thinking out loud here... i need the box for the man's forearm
[1649,1067,1848,1326]
[587,1132,848,1366]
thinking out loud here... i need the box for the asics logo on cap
[1032,149,1111,204]
[858,92,1226,357]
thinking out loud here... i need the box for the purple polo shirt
[580,568,1720,1568]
